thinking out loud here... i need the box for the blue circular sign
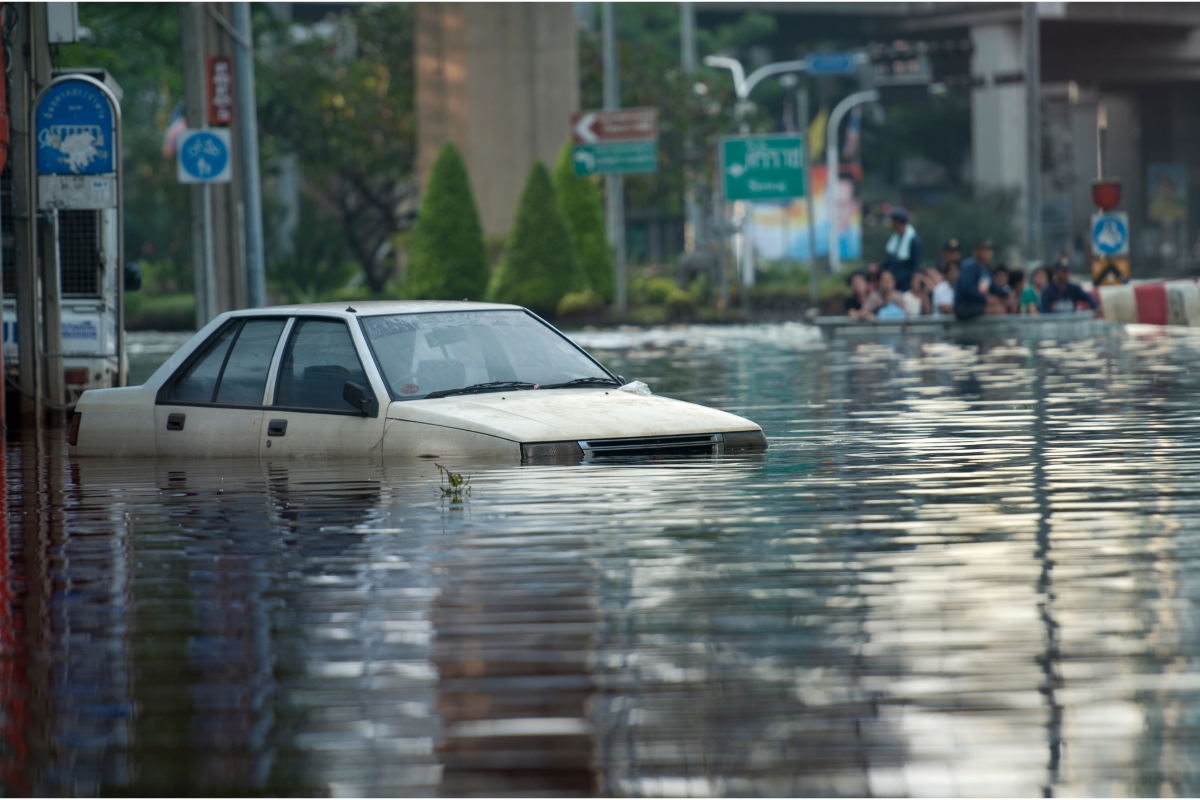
[1092,215,1128,255]
[36,78,116,175]
[179,131,229,181]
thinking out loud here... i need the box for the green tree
[492,162,586,315]
[405,143,489,300]
[259,4,416,293]
[552,142,613,303]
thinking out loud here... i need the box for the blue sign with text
[36,79,115,175]
[806,52,859,75]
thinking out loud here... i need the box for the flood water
[6,321,1200,796]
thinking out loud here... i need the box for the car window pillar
[261,317,296,406]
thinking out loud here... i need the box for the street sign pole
[798,87,819,309]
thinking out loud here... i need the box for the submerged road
[4,321,1200,796]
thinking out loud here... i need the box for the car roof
[223,300,523,318]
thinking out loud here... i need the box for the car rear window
[165,319,286,406]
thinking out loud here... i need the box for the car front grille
[578,433,721,459]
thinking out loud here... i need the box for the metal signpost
[33,73,124,404]
[571,108,658,176]
[178,128,233,323]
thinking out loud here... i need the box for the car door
[259,317,389,459]
[155,316,288,457]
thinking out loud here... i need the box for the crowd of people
[844,207,1099,322]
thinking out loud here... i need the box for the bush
[552,142,613,303]
[557,289,606,318]
[491,161,587,315]
[405,143,489,300]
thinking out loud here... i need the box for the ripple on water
[7,322,1200,795]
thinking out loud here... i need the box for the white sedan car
[70,301,767,462]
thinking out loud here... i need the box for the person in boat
[1040,256,1098,313]
[1022,265,1049,315]
[1006,268,1027,314]
[927,261,958,317]
[875,269,909,319]
[845,270,883,320]
[880,207,922,292]
[901,270,932,316]
[954,239,1007,320]
[986,265,1011,315]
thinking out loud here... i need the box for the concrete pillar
[970,22,1028,259]
[416,3,579,236]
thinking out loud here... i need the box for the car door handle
[166,413,185,431]
[267,419,288,437]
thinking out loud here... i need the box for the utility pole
[603,2,626,313]
[232,3,265,308]
[1024,1,1042,264]
[181,2,248,328]
[12,4,50,427]
[680,2,702,255]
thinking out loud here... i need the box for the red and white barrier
[1099,280,1200,326]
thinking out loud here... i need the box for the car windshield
[359,310,613,400]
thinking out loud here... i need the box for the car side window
[215,319,287,405]
[166,319,286,405]
[167,324,238,403]
[275,319,374,413]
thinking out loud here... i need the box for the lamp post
[703,55,809,134]
[825,90,879,274]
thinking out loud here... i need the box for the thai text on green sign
[721,135,805,201]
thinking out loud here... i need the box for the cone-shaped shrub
[492,161,587,315]
[552,142,613,303]
[405,143,489,300]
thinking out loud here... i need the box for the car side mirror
[124,261,142,292]
[617,375,626,384]
[342,381,378,417]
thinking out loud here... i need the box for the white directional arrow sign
[573,112,598,144]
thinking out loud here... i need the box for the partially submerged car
[70,301,767,462]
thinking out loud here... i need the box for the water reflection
[11,323,1200,794]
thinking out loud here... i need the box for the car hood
[385,388,759,443]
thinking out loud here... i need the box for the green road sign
[573,141,657,176]
[721,135,805,201]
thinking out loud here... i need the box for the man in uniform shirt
[1040,257,1098,313]
[880,207,922,292]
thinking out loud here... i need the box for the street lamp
[825,90,879,275]
[703,55,808,133]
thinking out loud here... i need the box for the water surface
[6,322,1200,796]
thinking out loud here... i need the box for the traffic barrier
[1099,280,1200,326]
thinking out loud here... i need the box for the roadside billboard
[749,166,861,262]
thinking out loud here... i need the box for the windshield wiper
[423,381,537,399]
[539,376,621,389]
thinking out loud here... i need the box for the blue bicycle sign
[177,128,232,184]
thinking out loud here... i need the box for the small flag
[842,106,861,161]
[161,99,187,159]
[807,106,828,161]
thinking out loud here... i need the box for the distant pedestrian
[1023,265,1049,314]
[880,207,922,293]
[954,239,1007,320]
[1006,268,1026,314]
[926,261,958,317]
[874,269,908,319]
[845,270,882,321]
[1040,257,1098,313]
[901,271,932,316]
[939,238,962,272]
[986,266,1010,315]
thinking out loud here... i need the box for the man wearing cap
[953,239,1006,320]
[880,207,922,292]
[1040,257,1098,313]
